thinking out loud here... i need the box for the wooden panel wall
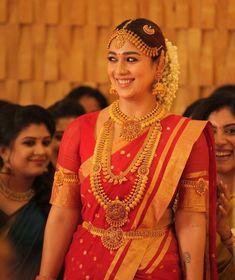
[0,0,235,113]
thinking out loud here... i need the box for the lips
[116,78,134,87]
[30,157,47,165]
[215,150,232,159]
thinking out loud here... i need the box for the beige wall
[0,0,235,113]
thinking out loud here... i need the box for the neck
[218,172,235,195]
[118,96,159,119]
[0,174,34,192]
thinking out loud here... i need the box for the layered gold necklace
[109,100,163,141]
[0,178,35,202]
[90,102,166,250]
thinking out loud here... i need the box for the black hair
[182,98,207,118]
[0,104,56,217]
[192,85,235,120]
[65,86,108,109]
[0,105,55,149]
[48,98,85,120]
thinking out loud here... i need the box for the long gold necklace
[90,116,164,250]
[0,178,35,202]
[109,100,163,141]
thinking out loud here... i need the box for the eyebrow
[212,123,235,128]
[22,136,51,140]
[108,51,141,56]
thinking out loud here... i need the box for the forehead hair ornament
[143,24,155,35]
[108,20,163,57]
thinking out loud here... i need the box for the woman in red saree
[37,18,217,280]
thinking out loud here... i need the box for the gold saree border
[132,118,186,228]
[149,120,207,224]
[145,231,173,274]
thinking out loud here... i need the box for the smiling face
[208,106,235,176]
[1,124,52,178]
[107,40,157,101]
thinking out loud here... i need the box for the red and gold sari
[51,112,217,280]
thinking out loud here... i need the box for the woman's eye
[42,139,52,147]
[127,57,137,62]
[224,127,235,135]
[107,56,117,62]
[23,140,35,147]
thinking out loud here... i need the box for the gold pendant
[120,120,142,141]
[105,200,128,227]
[101,226,124,250]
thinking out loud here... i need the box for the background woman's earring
[109,85,118,95]
[1,159,11,174]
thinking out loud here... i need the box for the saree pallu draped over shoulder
[51,112,217,280]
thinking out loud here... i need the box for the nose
[33,144,47,155]
[116,60,128,75]
[214,130,227,146]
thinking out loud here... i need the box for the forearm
[175,210,206,280]
[39,205,81,278]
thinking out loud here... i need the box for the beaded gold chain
[109,100,164,141]
[0,178,35,202]
[90,113,165,250]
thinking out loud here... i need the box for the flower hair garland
[160,39,180,111]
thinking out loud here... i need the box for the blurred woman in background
[0,104,55,280]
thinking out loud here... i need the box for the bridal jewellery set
[90,101,166,250]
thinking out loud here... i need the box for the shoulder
[63,111,100,136]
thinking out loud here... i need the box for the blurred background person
[48,98,85,168]
[65,85,109,113]
[189,85,235,279]
[182,98,206,118]
[0,104,55,280]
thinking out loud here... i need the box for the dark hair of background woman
[0,104,55,217]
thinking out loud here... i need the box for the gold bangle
[35,275,56,280]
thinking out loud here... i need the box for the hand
[216,180,231,239]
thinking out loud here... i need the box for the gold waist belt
[82,221,169,250]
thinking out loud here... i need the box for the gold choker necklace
[0,178,35,202]
[90,118,163,250]
[109,101,166,141]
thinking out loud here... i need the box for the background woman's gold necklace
[0,178,35,202]
[109,100,164,141]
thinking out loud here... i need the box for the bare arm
[39,205,81,278]
[175,210,206,280]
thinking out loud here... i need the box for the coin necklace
[90,104,166,250]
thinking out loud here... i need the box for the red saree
[51,112,217,280]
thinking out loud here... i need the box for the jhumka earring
[152,50,165,98]
[109,85,118,95]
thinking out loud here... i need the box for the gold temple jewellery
[0,178,35,201]
[89,104,167,250]
[83,221,168,249]
[109,100,166,141]
[54,168,80,188]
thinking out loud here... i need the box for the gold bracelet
[35,275,56,280]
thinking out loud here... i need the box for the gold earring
[109,85,118,95]
[152,50,165,97]
[1,159,11,175]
